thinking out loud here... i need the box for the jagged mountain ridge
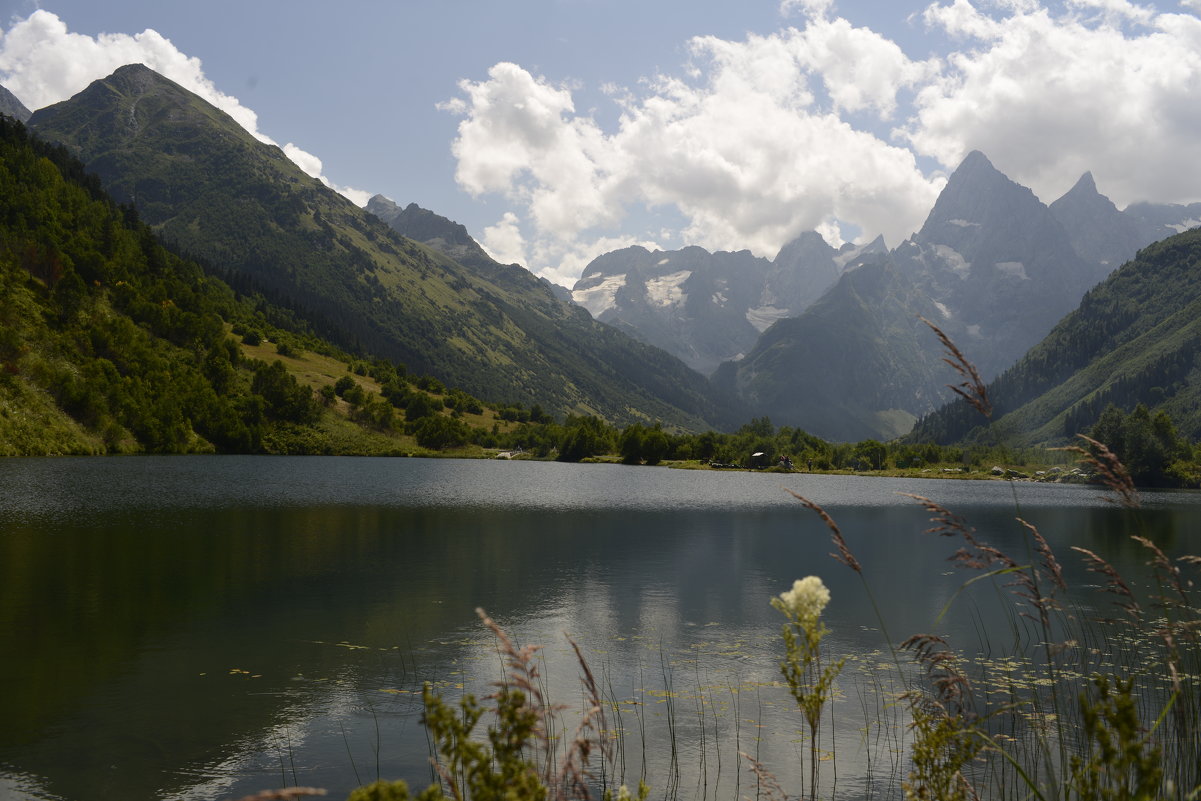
[1048,171,1151,269]
[571,234,885,374]
[28,64,742,430]
[1124,200,1201,243]
[708,152,1198,440]
[890,150,1102,381]
[365,194,575,304]
[366,194,496,274]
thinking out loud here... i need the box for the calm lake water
[1,456,1198,801]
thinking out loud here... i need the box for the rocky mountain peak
[103,63,179,97]
[365,194,399,215]
[1069,170,1097,195]
[367,195,500,273]
[919,150,1042,240]
[0,83,32,123]
[1051,172,1117,215]
[957,149,994,173]
[774,229,835,263]
[1049,173,1143,269]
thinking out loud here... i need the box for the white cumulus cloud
[446,1,1201,285]
[481,212,529,267]
[908,0,1201,206]
[790,17,940,117]
[445,24,942,284]
[446,62,616,238]
[0,10,369,205]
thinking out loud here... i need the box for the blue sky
[2,0,1200,285]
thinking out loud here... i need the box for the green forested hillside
[0,115,544,457]
[28,64,739,430]
[0,118,303,453]
[910,227,1201,446]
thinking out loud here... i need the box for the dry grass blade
[1056,435,1140,508]
[231,789,327,801]
[477,607,554,717]
[555,636,611,801]
[898,493,1058,629]
[1132,536,1189,605]
[920,316,992,419]
[786,489,862,573]
[476,607,564,789]
[1071,546,1142,621]
[738,751,788,801]
[901,634,973,713]
[1017,517,1066,592]
[900,493,1018,574]
[1159,627,1183,691]
[898,492,978,543]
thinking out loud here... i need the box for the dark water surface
[1,457,1198,800]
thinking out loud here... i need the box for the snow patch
[995,261,1029,280]
[572,274,626,318]
[657,257,671,265]
[746,305,790,332]
[948,219,981,228]
[1167,218,1201,233]
[712,291,728,306]
[646,270,691,308]
[933,245,971,278]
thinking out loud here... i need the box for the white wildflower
[779,575,830,621]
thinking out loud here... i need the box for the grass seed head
[920,316,992,419]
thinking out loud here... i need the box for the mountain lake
[1,456,1199,801]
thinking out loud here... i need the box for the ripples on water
[4,454,1181,518]
[1,456,1198,801]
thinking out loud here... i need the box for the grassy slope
[237,335,516,458]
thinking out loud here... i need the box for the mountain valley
[3,63,1201,453]
[25,65,741,432]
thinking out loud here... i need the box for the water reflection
[0,457,1198,800]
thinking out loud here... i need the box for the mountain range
[9,63,1201,448]
[570,234,885,374]
[577,150,1201,440]
[26,64,742,431]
